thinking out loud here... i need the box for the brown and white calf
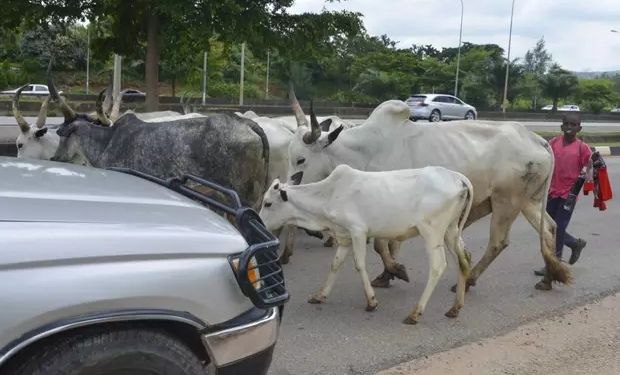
[259,164,474,324]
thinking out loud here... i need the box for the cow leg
[404,226,447,325]
[308,243,351,304]
[521,200,571,287]
[444,222,470,318]
[464,197,521,290]
[351,233,378,311]
[371,239,409,288]
[279,224,296,265]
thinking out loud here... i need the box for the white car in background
[541,104,580,112]
[0,84,62,96]
[406,94,477,122]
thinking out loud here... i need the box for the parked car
[541,104,580,112]
[0,157,288,375]
[610,107,620,113]
[406,94,477,122]
[0,84,62,96]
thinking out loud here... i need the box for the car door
[441,96,458,119]
[452,97,467,118]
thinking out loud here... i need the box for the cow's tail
[458,174,474,237]
[539,142,572,284]
[456,173,474,273]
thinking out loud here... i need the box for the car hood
[0,158,248,262]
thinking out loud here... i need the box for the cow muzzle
[289,171,303,185]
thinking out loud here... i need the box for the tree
[539,64,579,111]
[577,79,614,114]
[2,0,363,110]
[523,37,552,76]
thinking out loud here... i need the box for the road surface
[269,157,620,375]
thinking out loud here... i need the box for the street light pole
[502,0,516,114]
[454,0,463,97]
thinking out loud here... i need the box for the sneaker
[569,239,587,265]
[534,267,546,276]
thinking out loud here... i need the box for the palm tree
[539,64,579,112]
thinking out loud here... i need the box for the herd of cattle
[10,68,573,324]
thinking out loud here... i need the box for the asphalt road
[269,157,620,375]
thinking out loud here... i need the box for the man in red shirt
[535,113,591,278]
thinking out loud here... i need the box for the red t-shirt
[549,136,592,199]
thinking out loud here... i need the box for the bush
[582,100,606,114]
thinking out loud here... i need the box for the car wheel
[464,111,475,120]
[429,110,441,122]
[9,326,207,375]
[409,115,417,122]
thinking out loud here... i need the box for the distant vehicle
[0,84,62,96]
[122,89,146,98]
[611,107,620,113]
[541,104,580,112]
[406,94,477,122]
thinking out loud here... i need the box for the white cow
[286,98,570,291]
[12,86,59,160]
[259,165,474,324]
[236,100,359,262]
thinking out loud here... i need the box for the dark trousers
[547,197,579,259]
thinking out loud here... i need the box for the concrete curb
[592,146,620,156]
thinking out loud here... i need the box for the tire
[464,111,475,120]
[409,115,417,122]
[10,326,207,375]
[429,110,441,122]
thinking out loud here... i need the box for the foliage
[539,64,579,111]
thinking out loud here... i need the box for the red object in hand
[583,181,594,195]
[597,167,613,201]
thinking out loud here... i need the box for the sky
[290,0,620,72]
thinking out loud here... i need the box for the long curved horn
[303,100,321,144]
[12,85,30,133]
[47,60,77,122]
[110,89,129,122]
[96,88,112,126]
[289,81,308,128]
[35,95,50,128]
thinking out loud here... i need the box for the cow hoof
[444,307,460,318]
[371,271,393,288]
[535,280,552,291]
[402,316,419,325]
[392,263,410,282]
[308,294,326,304]
[323,237,335,247]
[366,302,378,312]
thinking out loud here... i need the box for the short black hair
[562,113,581,125]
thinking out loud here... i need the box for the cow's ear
[325,125,344,147]
[280,189,288,202]
[319,118,333,132]
[35,127,48,138]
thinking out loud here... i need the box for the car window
[444,96,456,104]
[35,86,46,92]
[453,98,464,105]
[25,85,34,91]
[432,96,444,102]
[407,95,426,103]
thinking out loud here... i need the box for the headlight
[229,255,262,290]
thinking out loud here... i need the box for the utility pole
[86,28,90,94]
[454,0,463,97]
[239,42,245,106]
[265,50,270,99]
[113,54,122,102]
[502,0,516,114]
[202,51,208,105]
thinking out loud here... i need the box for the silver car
[0,157,288,375]
[406,94,477,122]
